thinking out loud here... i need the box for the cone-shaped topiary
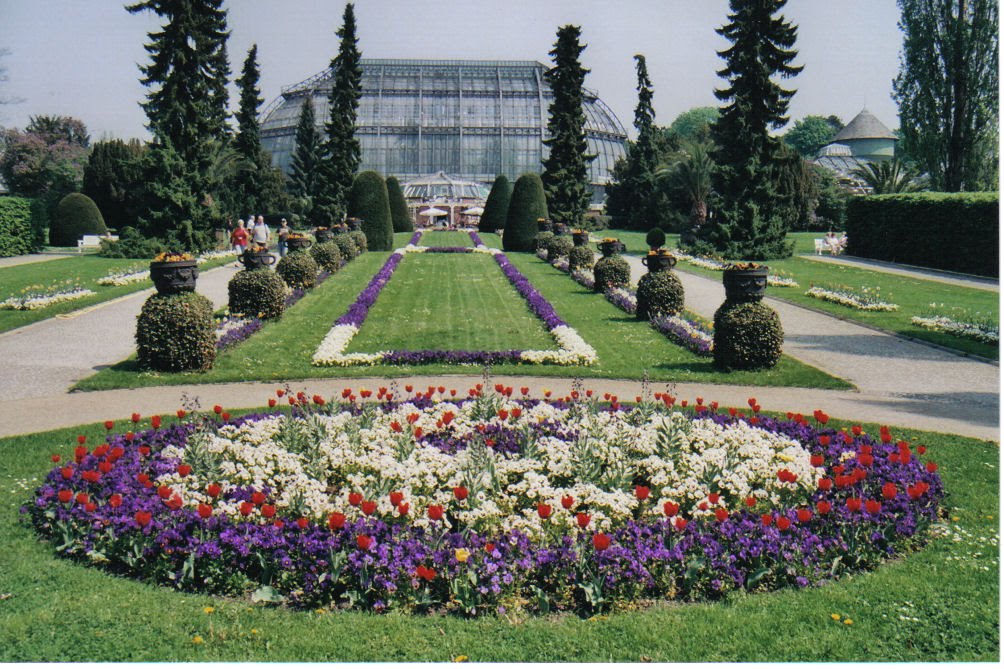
[386,176,413,232]
[568,245,594,270]
[635,270,684,320]
[228,268,286,320]
[645,227,666,251]
[592,255,630,292]
[546,235,574,262]
[136,292,215,372]
[348,230,368,254]
[310,240,343,272]
[50,193,108,247]
[533,231,554,252]
[347,170,393,251]
[713,300,783,370]
[502,173,548,252]
[276,251,318,289]
[480,174,511,233]
[332,233,358,260]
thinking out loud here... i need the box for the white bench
[814,239,826,255]
[77,234,118,252]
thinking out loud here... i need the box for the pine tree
[316,3,362,223]
[541,25,594,228]
[230,43,274,214]
[289,96,321,208]
[703,0,802,260]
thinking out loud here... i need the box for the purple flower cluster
[381,350,523,366]
[604,288,637,314]
[334,252,405,327]
[422,247,474,254]
[492,253,567,330]
[650,312,714,357]
[25,402,943,616]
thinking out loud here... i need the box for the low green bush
[136,292,215,372]
[646,227,666,250]
[310,241,343,272]
[546,235,574,262]
[533,231,554,252]
[592,255,630,292]
[635,270,684,320]
[276,251,318,289]
[568,245,594,271]
[0,196,34,257]
[99,226,166,259]
[713,300,783,371]
[49,193,108,247]
[228,269,286,320]
[332,233,358,260]
[349,230,368,254]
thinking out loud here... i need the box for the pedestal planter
[286,237,314,253]
[238,248,276,271]
[723,266,768,302]
[598,240,626,257]
[314,228,334,243]
[149,259,198,295]
[537,218,553,234]
[641,252,677,273]
[345,218,362,232]
[572,231,590,247]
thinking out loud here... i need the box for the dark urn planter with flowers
[238,246,276,271]
[722,264,769,302]
[598,239,626,257]
[314,228,334,243]
[345,218,363,232]
[572,231,590,247]
[286,236,313,253]
[537,218,553,234]
[149,256,198,294]
[641,251,677,273]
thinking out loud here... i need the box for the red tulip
[50,454,61,463]
[816,501,832,515]
[157,485,173,499]
[818,477,833,491]
[882,482,898,500]
[348,492,363,507]
[497,409,508,421]
[397,502,410,516]
[328,512,346,529]
[663,501,679,517]
[865,499,882,514]
[261,504,276,519]
[846,498,862,512]
[851,425,863,436]
[810,454,824,467]
[137,473,150,484]
[104,420,115,430]
[177,464,192,477]
[138,445,150,457]
[635,485,650,501]
[361,500,377,516]
[714,508,729,522]
[57,489,73,503]
[708,492,720,505]
[356,534,373,550]
[131,413,141,423]
[134,510,152,527]
[239,501,253,516]
[926,461,938,473]
[796,508,813,523]
[268,398,277,408]
[197,503,213,519]
[389,491,404,507]
[453,486,469,501]
[74,445,87,461]
[427,505,444,521]
[296,517,309,529]
[221,412,230,422]
[177,409,187,419]
[212,405,222,415]
[761,513,773,526]
[151,415,162,429]
[592,533,611,551]
[674,517,688,531]
[60,466,74,480]
[576,512,591,528]
[858,454,874,467]
[537,503,552,519]
[818,435,830,447]
[744,496,757,507]
[110,446,125,460]
[561,495,575,510]
[251,491,266,506]
[917,445,927,455]
[108,493,123,508]
[776,516,792,531]
[206,483,221,498]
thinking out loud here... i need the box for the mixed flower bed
[672,250,797,287]
[0,279,95,310]
[97,266,149,286]
[312,231,596,366]
[24,389,943,616]
[911,305,998,345]
[805,284,899,312]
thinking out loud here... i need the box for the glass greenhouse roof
[261,59,627,198]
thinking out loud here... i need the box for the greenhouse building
[260,59,628,202]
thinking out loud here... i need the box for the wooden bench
[77,234,118,252]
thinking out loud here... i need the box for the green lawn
[605,229,999,360]
[0,414,996,661]
[417,230,476,247]
[0,254,234,334]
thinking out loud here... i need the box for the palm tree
[850,159,924,194]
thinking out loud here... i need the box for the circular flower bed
[25,391,943,616]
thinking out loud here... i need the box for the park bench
[77,234,118,252]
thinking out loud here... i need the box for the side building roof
[832,109,898,142]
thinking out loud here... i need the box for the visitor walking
[277,219,290,257]
[230,220,249,265]
[252,215,270,248]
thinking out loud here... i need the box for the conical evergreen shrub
[502,173,548,252]
[50,193,108,247]
[386,176,413,232]
[480,175,511,233]
[347,171,393,251]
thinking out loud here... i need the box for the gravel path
[0,253,80,268]
[800,254,998,292]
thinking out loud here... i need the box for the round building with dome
[260,59,628,203]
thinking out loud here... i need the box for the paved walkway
[0,253,79,269]
[801,254,998,291]
[0,254,997,442]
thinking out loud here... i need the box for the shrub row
[0,196,34,257]
[846,192,998,277]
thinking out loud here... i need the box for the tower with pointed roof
[823,109,897,162]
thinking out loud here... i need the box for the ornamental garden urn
[149,253,198,294]
[641,249,678,273]
[597,238,626,257]
[314,227,334,243]
[722,263,769,302]
[238,245,276,270]
[285,234,313,253]
[571,230,590,247]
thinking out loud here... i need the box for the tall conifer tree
[230,43,275,213]
[702,0,802,260]
[289,96,322,212]
[541,25,594,227]
[316,3,362,223]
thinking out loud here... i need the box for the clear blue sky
[0,0,905,141]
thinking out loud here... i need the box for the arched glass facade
[260,59,627,202]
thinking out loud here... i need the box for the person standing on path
[230,220,249,265]
[252,215,270,249]
[277,219,290,257]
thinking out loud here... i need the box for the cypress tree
[541,25,595,228]
[347,171,393,251]
[480,175,511,233]
[289,96,321,210]
[502,173,548,252]
[385,176,413,232]
[316,3,362,223]
[703,0,802,260]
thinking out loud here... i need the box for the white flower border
[911,315,999,344]
[805,286,899,311]
[0,287,96,310]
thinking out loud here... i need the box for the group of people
[228,216,292,264]
[823,230,848,255]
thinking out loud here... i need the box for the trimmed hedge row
[846,193,998,277]
[0,196,34,257]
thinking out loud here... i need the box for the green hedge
[846,192,998,277]
[0,197,34,257]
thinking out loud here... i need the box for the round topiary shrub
[276,252,318,289]
[568,245,594,271]
[533,231,554,252]
[349,230,368,254]
[332,233,358,261]
[713,300,784,371]
[50,192,108,247]
[310,240,343,272]
[136,292,215,372]
[592,255,631,292]
[228,268,286,320]
[546,235,574,262]
[635,270,685,320]
[645,227,666,251]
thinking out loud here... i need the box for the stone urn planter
[314,228,334,243]
[572,231,590,247]
[641,251,677,273]
[536,218,553,234]
[149,255,198,294]
[286,236,314,253]
[238,246,276,270]
[345,217,363,232]
[598,239,626,257]
[722,264,769,302]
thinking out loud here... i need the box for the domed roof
[402,172,489,201]
[832,109,897,142]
